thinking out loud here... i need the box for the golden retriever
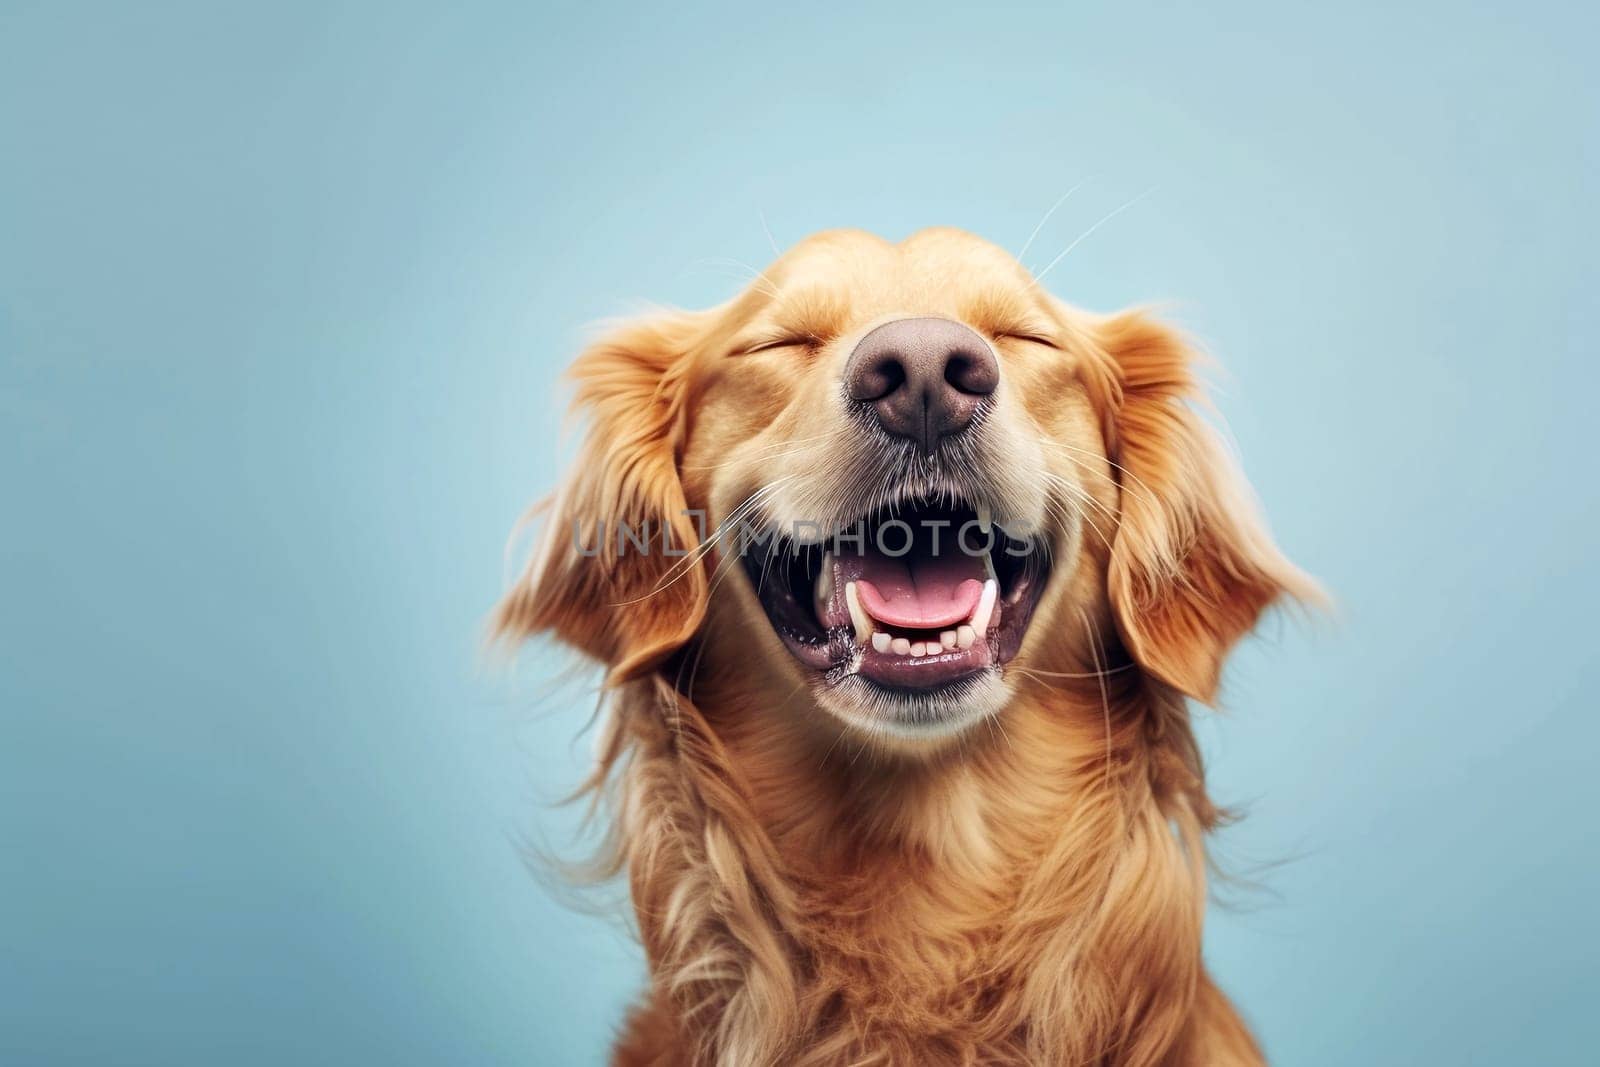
[494,228,1316,1065]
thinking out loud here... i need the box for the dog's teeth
[844,581,874,643]
[890,637,911,656]
[940,630,958,649]
[910,641,927,657]
[969,578,998,635]
[976,506,998,581]
[814,552,834,614]
[956,624,976,649]
[871,631,890,653]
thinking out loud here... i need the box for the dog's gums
[739,498,1048,701]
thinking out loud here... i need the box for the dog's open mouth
[740,497,1049,693]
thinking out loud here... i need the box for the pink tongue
[836,550,985,630]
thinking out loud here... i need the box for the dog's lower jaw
[814,666,1013,748]
[600,675,1264,1067]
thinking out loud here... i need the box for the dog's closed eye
[994,331,1061,350]
[734,334,819,357]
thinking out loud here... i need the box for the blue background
[4,2,1595,1063]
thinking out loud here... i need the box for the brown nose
[843,317,1000,454]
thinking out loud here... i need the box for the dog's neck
[708,675,1141,885]
[602,657,1236,1064]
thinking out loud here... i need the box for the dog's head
[496,229,1314,746]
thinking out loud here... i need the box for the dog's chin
[815,668,1015,744]
[738,494,1050,743]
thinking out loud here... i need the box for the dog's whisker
[638,492,767,596]
[1045,489,1117,552]
[1041,471,1119,528]
[686,263,781,300]
[1016,662,1134,680]
[1017,177,1090,267]
[613,478,796,606]
[985,700,1016,754]
[1039,476,1114,555]
[1028,188,1155,290]
[1078,607,1116,797]
[1009,666,1089,694]
[758,208,781,257]
[681,435,834,472]
[694,255,784,300]
[1038,440,1161,510]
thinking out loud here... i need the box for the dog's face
[679,230,1103,739]
[498,229,1310,750]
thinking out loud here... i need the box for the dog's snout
[843,317,999,454]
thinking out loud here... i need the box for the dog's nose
[843,317,999,454]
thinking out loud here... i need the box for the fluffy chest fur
[604,675,1262,1067]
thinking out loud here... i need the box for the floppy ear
[1095,311,1318,704]
[493,311,709,684]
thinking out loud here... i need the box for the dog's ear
[1094,311,1319,704]
[493,310,709,684]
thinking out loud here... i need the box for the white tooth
[910,642,927,657]
[871,631,891,653]
[891,637,911,656]
[956,624,976,649]
[977,505,997,582]
[845,581,874,643]
[970,578,998,635]
[814,552,834,614]
[940,630,958,649]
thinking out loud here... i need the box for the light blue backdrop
[4,2,1595,1063]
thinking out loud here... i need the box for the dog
[494,228,1317,1065]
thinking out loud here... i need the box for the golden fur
[494,229,1317,1065]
